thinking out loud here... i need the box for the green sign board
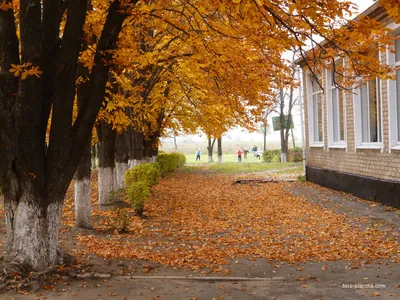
[272,115,294,131]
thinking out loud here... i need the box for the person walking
[244,148,249,159]
[237,148,243,162]
[196,148,201,161]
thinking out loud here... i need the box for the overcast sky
[353,0,375,14]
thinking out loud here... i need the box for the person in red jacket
[237,148,243,162]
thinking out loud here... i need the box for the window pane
[317,93,323,142]
[397,69,400,142]
[369,79,378,143]
[339,90,345,141]
[361,83,369,142]
[312,74,321,93]
[332,88,338,142]
[313,95,318,142]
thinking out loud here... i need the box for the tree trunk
[131,129,144,166]
[291,127,296,148]
[74,141,92,228]
[207,137,216,163]
[115,130,130,190]
[263,122,267,151]
[97,121,117,205]
[5,186,66,270]
[173,134,178,151]
[217,138,222,164]
[279,89,287,163]
[142,139,153,162]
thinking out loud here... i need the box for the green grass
[193,162,302,174]
[185,153,263,164]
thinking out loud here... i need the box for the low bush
[262,150,281,163]
[124,152,185,216]
[156,152,186,176]
[110,208,131,233]
[125,180,150,216]
[288,147,303,162]
[124,162,161,188]
[297,174,306,182]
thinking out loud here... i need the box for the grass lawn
[185,153,264,164]
[203,161,302,173]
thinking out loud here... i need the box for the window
[354,77,382,147]
[387,33,400,148]
[327,63,346,146]
[308,73,323,144]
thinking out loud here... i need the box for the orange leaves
[380,0,400,23]
[70,172,400,271]
[9,63,42,80]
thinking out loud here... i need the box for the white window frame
[306,72,324,147]
[386,24,400,151]
[353,77,383,150]
[326,65,347,149]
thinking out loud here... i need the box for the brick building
[299,2,400,207]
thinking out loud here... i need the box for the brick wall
[302,58,400,182]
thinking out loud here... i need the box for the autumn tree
[0,0,138,269]
[0,0,398,272]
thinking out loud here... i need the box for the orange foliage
[65,173,400,270]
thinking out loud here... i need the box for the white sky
[353,0,375,14]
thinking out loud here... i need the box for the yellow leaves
[9,63,42,80]
[0,1,13,11]
[70,172,400,270]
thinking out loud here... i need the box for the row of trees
[0,0,399,270]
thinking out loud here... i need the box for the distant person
[255,149,262,159]
[237,148,243,162]
[196,148,201,161]
[244,148,249,159]
[252,145,258,156]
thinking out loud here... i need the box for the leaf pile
[70,173,400,270]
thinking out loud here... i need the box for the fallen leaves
[65,172,400,270]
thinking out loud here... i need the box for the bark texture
[217,138,222,164]
[0,0,132,269]
[5,191,63,269]
[97,121,117,205]
[115,130,131,189]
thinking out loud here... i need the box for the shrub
[288,147,303,162]
[124,162,161,187]
[110,208,131,233]
[262,150,281,163]
[125,180,150,216]
[156,152,186,176]
[297,175,306,182]
[156,153,171,176]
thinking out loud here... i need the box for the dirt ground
[1,170,400,300]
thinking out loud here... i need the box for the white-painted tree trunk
[281,152,287,163]
[115,162,129,190]
[98,167,117,205]
[151,155,157,163]
[5,196,63,270]
[218,155,222,164]
[74,178,92,228]
[208,155,213,163]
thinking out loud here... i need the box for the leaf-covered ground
[64,171,400,271]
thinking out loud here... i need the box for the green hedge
[124,152,185,215]
[124,162,161,188]
[125,181,150,216]
[262,148,303,163]
[156,152,186,176]
[288,147,303,162]
[262,150,281,163]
